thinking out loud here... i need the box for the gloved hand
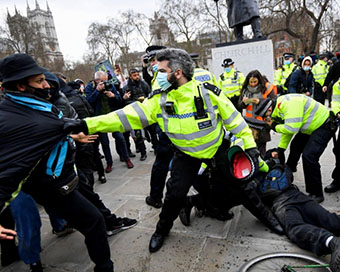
[63,118,88,135]
[245,147,260,174]
[276,147,286,165]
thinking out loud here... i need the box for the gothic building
[149,12,175,46]
[7,0,63,62]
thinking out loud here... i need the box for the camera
[142,54,150,64]
[102,81,113,91]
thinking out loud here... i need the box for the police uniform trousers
[331,131,340,185]
[286,120,334,196]
[273,187,340,256]
[149,131,173,201]
[155,140,276,235]
[313,82,326,105]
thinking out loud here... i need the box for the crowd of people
[1,45,340,271]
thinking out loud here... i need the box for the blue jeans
[112,132,129,160]
[98,132,113,165]
[9,191,41,264]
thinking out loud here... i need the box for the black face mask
[25,84,51,100]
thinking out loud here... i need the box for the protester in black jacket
[288,56,314,96]
[0,54,113,272]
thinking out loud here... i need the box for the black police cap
[283,52,295,59]
[222,58,234,67]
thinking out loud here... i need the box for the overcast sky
[0,0,160,62]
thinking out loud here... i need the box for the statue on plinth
[226,0,262,41]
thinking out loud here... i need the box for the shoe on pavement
[120,156,124,162]
[309,194,324,203]
[99,175,107,184]
[52,224,74,237]
[149,232,165,253]
[324,181,340,193]
[106,217,137,236]
[145,196,162,208]
[30,261,43,272]
[128,152,136,158]
[105,164,112,173]
[125,159,134,169]
[140,154,147,161]
[330,237,340,272]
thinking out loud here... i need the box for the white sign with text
[211,39,274,82]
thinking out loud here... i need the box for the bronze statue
[226,0,262,41]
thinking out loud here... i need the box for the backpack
[258,164,293,198]
[67,93,93,119]
[283,66,298,89]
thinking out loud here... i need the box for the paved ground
[1,131,338,272]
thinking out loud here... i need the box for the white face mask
[303,66,311,71]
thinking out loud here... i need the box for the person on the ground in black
[0,53,113,272]
[122,68,151,161]
[256,151,340,272]
[287,56,314,96]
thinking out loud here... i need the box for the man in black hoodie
[0,54,113,272]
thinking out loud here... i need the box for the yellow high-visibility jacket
[218,68,245,98]
[85,80,256,159]
[272,94,330,149]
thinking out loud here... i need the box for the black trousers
[332,131,340,183]
[274,190,340,256]
[27,187,113,272]
[313,83,326,105]
[155,140,278,235]
[286,121,334,196]
[149,132,173,201]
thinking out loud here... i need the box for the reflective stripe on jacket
[218,68,245,98]
[274,63,297,90]
[312,60,328,86]
[332,80,340,115]
[193,68,217,86]
[85,80,256,159]
[273,94,330,149]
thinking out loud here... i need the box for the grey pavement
[2,131,338,272]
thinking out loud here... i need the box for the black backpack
[67,93,93,119]
[283,66,298,89]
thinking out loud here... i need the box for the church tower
[7,0,63,62]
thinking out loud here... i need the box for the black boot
[324,180,340,193]
[330,237,340,272]
[149,232,165,253]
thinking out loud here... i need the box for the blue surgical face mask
[156,72,172,91]
[303,66,311,71]
[152,64,158,73]
[284,60,291,65]
[225,67,232,73]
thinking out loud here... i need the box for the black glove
[63,118,88,135]
[270,121,278,132]
[245,147,260,174]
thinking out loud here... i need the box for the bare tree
[125,10,155,47]
[259,0,335,53]
[201,0,234,42]
[160,0,205,51]
[86,22,118,66]
[107,13,135,72]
